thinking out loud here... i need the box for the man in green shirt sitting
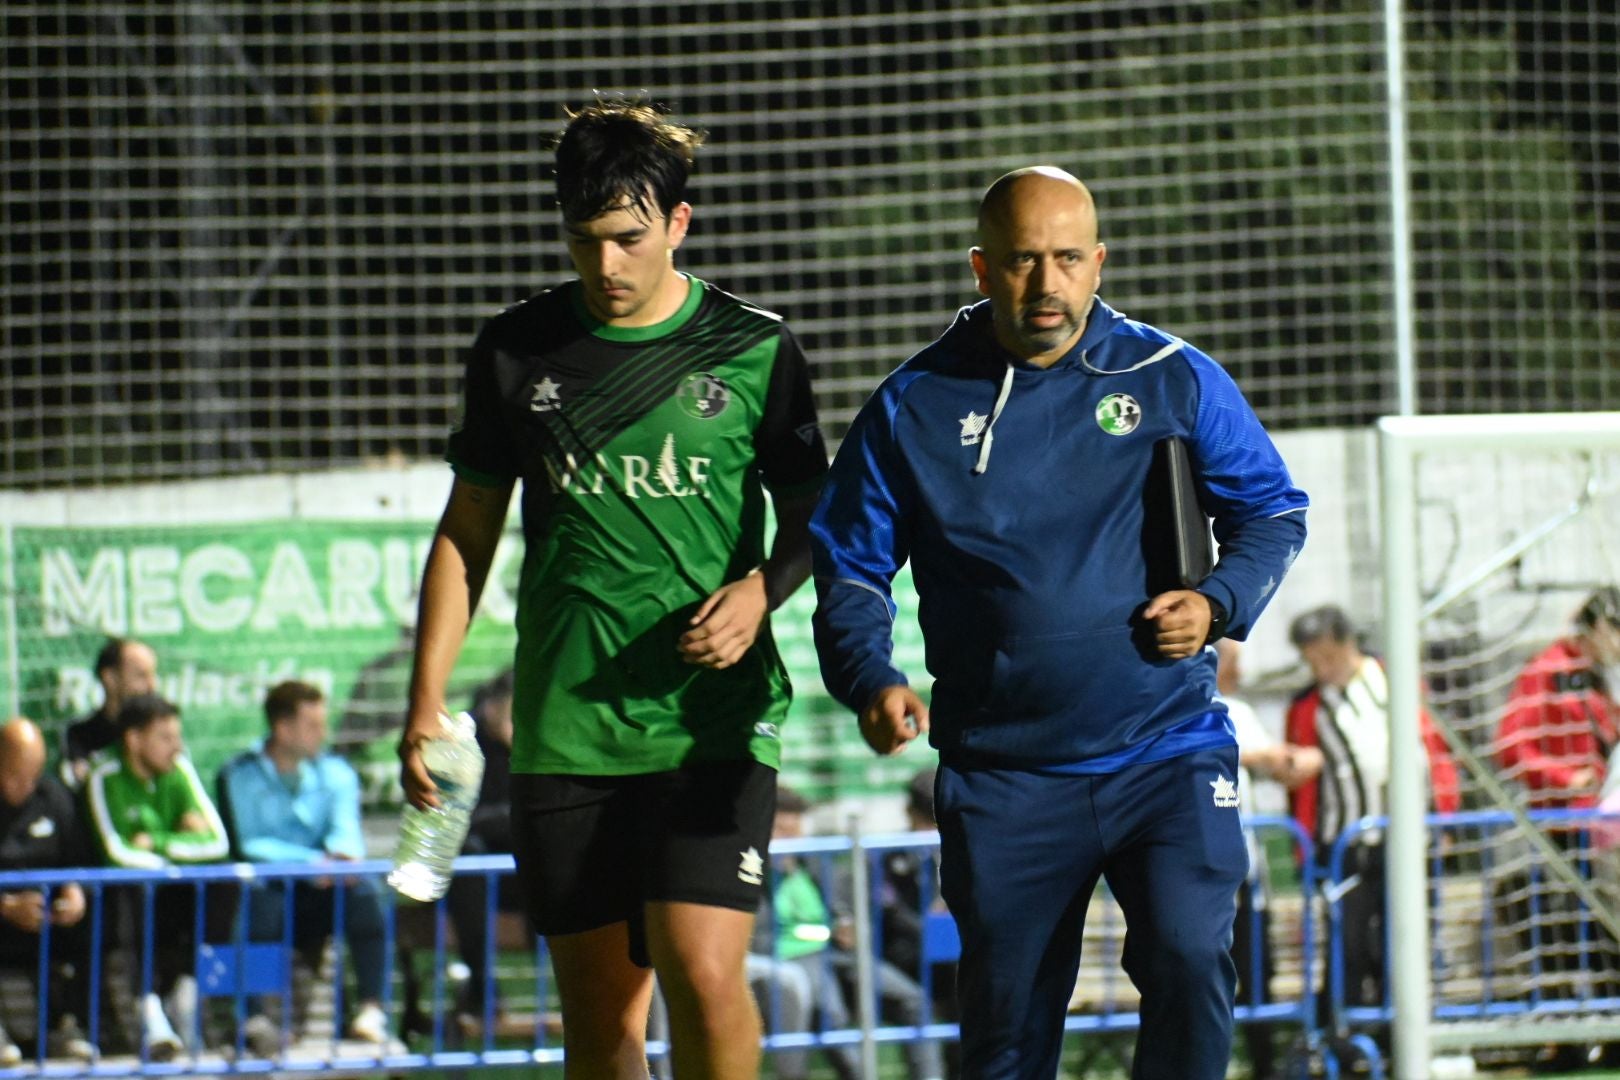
[83,694,232,1060]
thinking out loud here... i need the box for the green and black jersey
[448,276,829,776]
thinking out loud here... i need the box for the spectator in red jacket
[1496,587,1620,809]
[1492,588,1620,1069]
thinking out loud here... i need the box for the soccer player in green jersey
[398,100,829,1079]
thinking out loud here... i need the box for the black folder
[1142,436,1214,592]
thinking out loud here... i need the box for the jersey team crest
[1095,393,1141,435]
[677,372,731,419]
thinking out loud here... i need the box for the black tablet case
[1142,436,1214,592]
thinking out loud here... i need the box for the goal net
[1381,413,1620,1071]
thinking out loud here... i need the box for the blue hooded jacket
[810,297,1308,770]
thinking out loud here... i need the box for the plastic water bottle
[388,709,484,902]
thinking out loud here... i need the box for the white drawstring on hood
[1080,338,1184,376]
[972,361,1017,475]
[967,295,1182,474]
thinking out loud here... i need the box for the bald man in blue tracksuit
[810,167,1307,1079]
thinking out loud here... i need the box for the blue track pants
[936,746,1248,1079]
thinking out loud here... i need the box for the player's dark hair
[776,786,810,815]
[117,693,179,734]
[1577,586,1620,630]
[553,97,704,225]
[264,680,325,728]
[1289,604,1354,648]
[95,637,131,676]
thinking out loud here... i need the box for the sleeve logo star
[1210,775,1239,808]
[530,376,563,412]
[959,410,988,446]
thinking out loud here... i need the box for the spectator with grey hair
[1284,605,1459,1019]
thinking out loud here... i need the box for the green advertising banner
[3,521,523,809]
[1,518,930,812]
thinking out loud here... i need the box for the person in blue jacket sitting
[217,681,390,1051]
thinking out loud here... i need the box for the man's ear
[969,247,990,297]
[666,202,693,251]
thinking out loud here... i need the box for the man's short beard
[1012,310,1079,352]
[1019,321,1077,350]
[1021,293,1096,352]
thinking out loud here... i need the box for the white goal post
[1381,412,1620,1079]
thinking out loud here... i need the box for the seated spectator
[0,717,95,1064]
[753,787,860,1080]
[822,817,944,1080]
[84,694,234,1061]
[445,670,523,1027]
[765,786,944,1080]
[60,637,157,790]
[216,681,389,1052]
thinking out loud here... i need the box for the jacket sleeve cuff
[1198,578,1239,631]
[852,668,910,714]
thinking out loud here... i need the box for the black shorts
[511,758,776,961]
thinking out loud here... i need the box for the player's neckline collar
[571,274,705,342]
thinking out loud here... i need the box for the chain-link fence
[4,1,1618,490]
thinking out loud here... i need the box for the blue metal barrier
[1322,807,1620,1078]
[778,817,1319,1073]
[0,821,1320,1077]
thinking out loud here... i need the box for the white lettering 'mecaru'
[36,536,436,637]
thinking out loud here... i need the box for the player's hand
[131,832,154,851]
[51,884,86,928]
[0,890,48,933]
[859,685,929,756]
[398,708,445,811]
[1143,590,1214,660]
[678,571,768,669]
[177,810,207,834]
